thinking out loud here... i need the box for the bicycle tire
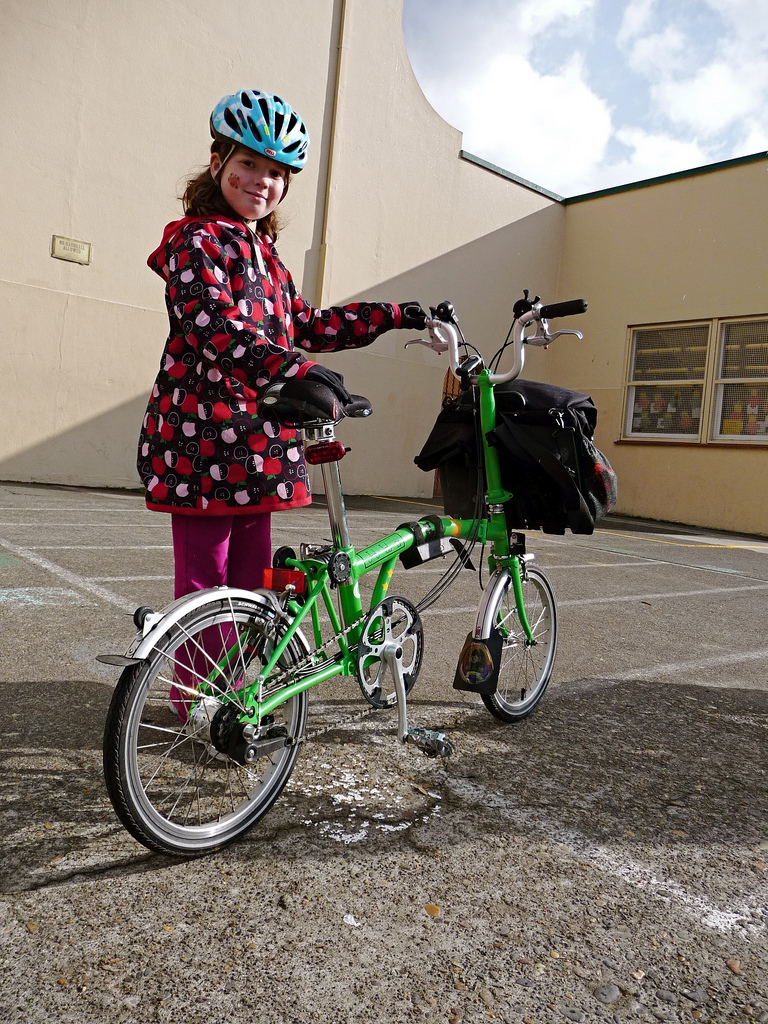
[481,565,557,722]
[103,593,307,856]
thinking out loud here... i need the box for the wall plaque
[51,235,92,265]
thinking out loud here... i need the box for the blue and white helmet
[210,90,309,172]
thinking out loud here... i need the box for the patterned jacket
[138,216,403,515]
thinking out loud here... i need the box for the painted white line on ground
[599,647,768,681]
[448,778,765,937]
[424,582,768,615]
[0,522,170,529]
[0,538,135,614]
[0,508,157,513]
[558,583,768,605]
[29,545,173,550]
[544,560,667,569]
[87,576,172,582]
[0,586,89,607]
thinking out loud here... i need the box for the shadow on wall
[341,201,564,357]
[0,203,563,492]
[0,395,148,490]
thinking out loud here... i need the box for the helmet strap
[211,141,237,182]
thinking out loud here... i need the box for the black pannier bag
[414,379,617,535]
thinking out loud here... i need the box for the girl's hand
[399,302,428,330]
[302,364,351,403]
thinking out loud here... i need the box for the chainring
[356,596,424,709]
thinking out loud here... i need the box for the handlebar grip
[539,299,588,319]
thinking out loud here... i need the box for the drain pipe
[315,0,349,308]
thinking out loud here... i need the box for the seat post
[321,461,352,550]
[304,422,352,549]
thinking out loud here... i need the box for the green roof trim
[459,151,565,201]
[564,150,768,203]
[461,148,768,205]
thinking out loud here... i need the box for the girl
[138,89,426,720]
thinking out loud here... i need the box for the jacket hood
[147,215,253,280]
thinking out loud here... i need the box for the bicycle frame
[132,308,576,734]
[223,372,534,728]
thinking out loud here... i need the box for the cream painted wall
[553,159,768,535]
[0,0,339,488]
[310,0,563,496]
[0,0,561,500]
[4,1,763,535]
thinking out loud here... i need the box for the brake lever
[404,336,449,355]
[524,320,583,348]
[548,328,584,341]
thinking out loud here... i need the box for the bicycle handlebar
[406,296,588,384]
[539,298,588,320]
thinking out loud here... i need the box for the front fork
[473,560,533,645]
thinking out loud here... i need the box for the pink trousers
[172,512,272,599]
[169,512,272,721]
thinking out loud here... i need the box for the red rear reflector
[262,568,307,594]
[305,441,347,465]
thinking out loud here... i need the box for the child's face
[211,146,288,222]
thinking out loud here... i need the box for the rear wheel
[103,593,307,856]
[481,566,557,722]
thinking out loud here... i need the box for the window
[711,320,768,439]
[623,316,768,443]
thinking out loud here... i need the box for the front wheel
[103,593,308,857]
[481,566,557,722]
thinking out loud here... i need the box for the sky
[402,0,768,197]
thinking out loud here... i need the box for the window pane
[627,384,703,437]
[719,320,768,379]
[713,382,768,438]
[631,325,709,382]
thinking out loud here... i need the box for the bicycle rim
[103,595,307,856]
[482,566,557,722]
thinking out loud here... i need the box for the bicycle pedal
[407,726,455,759]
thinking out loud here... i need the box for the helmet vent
[274,110,285,138]
[224,108,240,133]
[240,91,253,109]
[286,112,298,135]
[246,115,264,143]
[257,96,271,124]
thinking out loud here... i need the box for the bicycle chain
[255,605,361,695]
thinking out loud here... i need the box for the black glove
[302,364,352,404]
[399,301,427,330]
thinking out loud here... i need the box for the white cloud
[517,0,596,37]
[457,52,612,194]
[624,25,689,78]
[655,60,768,136]
[605,127,710,183]
[402,0,768,194]
[616,0,657,48]
[701,0,768,46]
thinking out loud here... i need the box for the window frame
[621,313,768,446]
[709,316,768,444]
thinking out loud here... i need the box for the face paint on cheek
[228,174,240,190]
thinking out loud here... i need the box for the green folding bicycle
[101,295,587,856]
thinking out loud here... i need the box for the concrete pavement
[1,481,766,1023]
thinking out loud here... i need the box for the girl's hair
[181,139,289,239]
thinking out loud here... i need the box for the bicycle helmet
[210,90,310,172]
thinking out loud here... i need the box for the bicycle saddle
[257,378,372,426]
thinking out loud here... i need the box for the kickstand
[380,640,455,759]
